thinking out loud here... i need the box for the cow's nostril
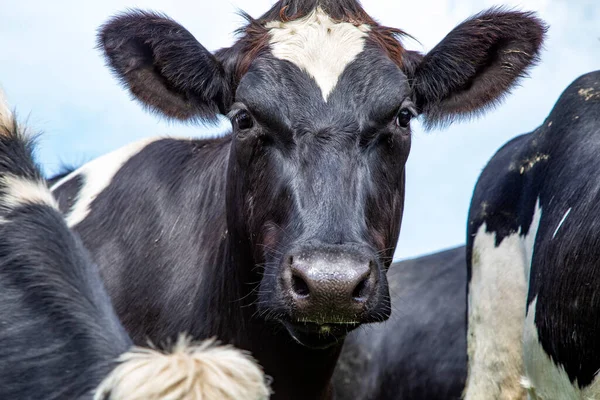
[352,277,369,301]
[292,273,310,297]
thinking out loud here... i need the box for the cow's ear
[98,10,232,123]
[406,7,547,129]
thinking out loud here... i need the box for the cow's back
[333,246,467,400]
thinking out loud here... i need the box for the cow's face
[99,3,546,348]
[228,20,413,346]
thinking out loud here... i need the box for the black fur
[334,246,467,400]
[0,119,42,188]
[0,124,132,398]
[468,70,600,388]
[52,2,547,399]
[53,173,84,213]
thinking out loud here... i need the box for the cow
[465,70,600,399]
[333,246,467,399]
[49,1,546,398]
[0,96,270,399]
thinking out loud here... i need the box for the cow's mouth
[282,321,359,349]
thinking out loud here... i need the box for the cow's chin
[282,321,359,349]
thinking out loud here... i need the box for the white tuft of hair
[95,335,272,400]
[0,86,28,140]
[0,174,59,211]
[0,87,15,134]
[0,88,57,212]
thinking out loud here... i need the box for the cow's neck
[244,320,343,399]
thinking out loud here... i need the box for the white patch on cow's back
[266,7,370,100]
[521,296,600,399]
[94,335,271,400]
[1,175,58,212]
[552,207,571,239]
[464,223,528,400]
[51,137,159,227]
[465,199,544,400]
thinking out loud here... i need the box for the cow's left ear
[98,10,233,123]
[406,8,547,128]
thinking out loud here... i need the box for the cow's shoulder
[468,131,540,243]
[550,70,600,115]
[470,71,600,243]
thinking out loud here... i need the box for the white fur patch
[522,297,600,399]
[51,138,158,227]
[266,7,370,100]
[0,87,12,131]
[464,224,528,400]
[465,199,544,400]
[552,208,571,239]
[1,175,58,211]
[94,335,271,400]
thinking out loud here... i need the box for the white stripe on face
[266,7,370,101]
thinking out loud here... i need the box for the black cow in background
[465,70,600,399]
[49,1,546,398]
[0,95,270,399]
[334,246,467,399]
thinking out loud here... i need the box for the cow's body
[53,137,231,342]
[52,135,348,399]
[0,97,269,400]
[465,70,600,399]
[333,246,467,400]
[50,1,546,398]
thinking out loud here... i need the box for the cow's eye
[395,108,412,128]
[235,111,254,130]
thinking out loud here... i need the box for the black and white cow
[0,97,270,399]
[49,1,546,398]
[465,70,600,399]
[333,246,467,400]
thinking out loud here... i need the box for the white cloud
[0,0,598,260]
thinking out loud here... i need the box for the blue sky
[1,0,598,260]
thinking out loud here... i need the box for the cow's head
[99,1,546,348]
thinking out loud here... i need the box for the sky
[0,0,598,261]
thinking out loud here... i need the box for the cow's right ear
[98,10,232,122]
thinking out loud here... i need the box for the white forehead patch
[266,7,370,101]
